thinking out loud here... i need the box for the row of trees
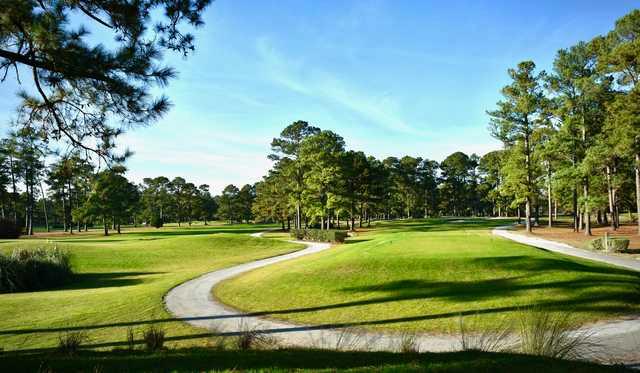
[0,129,258,235]
[252,121,507,230]
[487,9,640,235]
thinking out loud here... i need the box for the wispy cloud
[255,37,423,135]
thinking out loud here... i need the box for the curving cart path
[165,228,640,362]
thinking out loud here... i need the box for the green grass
[0,223,303,351]
[216,218,640,333]
[0,348,629,372]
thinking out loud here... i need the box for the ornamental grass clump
[518,308,597,360]
[589,236,630,252]
[0,247,73,293]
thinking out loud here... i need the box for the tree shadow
[370,218,514,234]
[59,272,163,291]
[1,348,610,372]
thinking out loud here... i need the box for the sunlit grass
[216,218,640,333]
[0,223,302,351]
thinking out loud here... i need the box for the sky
[0,0,638,194]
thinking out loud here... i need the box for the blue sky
[0,1,638,193]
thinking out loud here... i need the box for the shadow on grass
[0,349,624,372]
[370,218,515,234]
[60,272,164,291]
[3,272,638,342]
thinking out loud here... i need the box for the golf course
[0,223,303,351]
[2,1,640,371]
[216,219,640,333]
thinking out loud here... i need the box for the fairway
[0,224,303,351]
[216,219,640,333]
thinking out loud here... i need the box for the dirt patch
[514,223,640,259]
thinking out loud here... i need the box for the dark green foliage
[589,237,630,252]
[0,248,72,293]
[0,218,21,238]
[142,325,165,352]
[1,0,213,159]
[150,215,164,229]
[291,229,348,243]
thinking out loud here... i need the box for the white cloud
[255,37,423,135]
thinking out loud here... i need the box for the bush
[0,218,21,238]
[290,229,348,243]
[142,325,165,351]
[589,237,630,252]
[150,215,163,229]
[0,248,73,293]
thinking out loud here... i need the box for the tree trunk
[547,166,552,228]
[8,154,17,225]
[68,181,74,235]
[572,188,578,232]
[524,133,532,233]
[62,192,67,232]
[103,217,109,236]
[27,182,33,235]
[636,153,640,235]
[117,224,121,234]
[606,165,617,230]
[584,179,591,236]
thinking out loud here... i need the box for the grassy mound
[0,223,302,351]
[216,219,640,333]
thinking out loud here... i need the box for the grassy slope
[0,349,629,372]
[0,223,303,351]
[216,219,640,333]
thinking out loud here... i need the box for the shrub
[0,248,73,293]
[150,215,163,229]
[290,229,347,243]
[57,331,85,355]
[0,218,21,238]
[142,325,165,351]
[589,237,630,252]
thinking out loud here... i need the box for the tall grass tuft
[142,325,165,351]
[126,327,136,351]
[457,314,515,352]
[0,247,72,293]
[397,332,419,353]
[235,320,280,350]
[57,331,86,356]
[518,308,596,360]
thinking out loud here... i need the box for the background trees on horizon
[489,9,640,235]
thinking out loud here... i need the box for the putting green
[215,219,640,333]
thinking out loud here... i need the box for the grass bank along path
[168,220,640,360]
[493,226,640,362]
[0,223,303,351]
[165,232,463,352]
